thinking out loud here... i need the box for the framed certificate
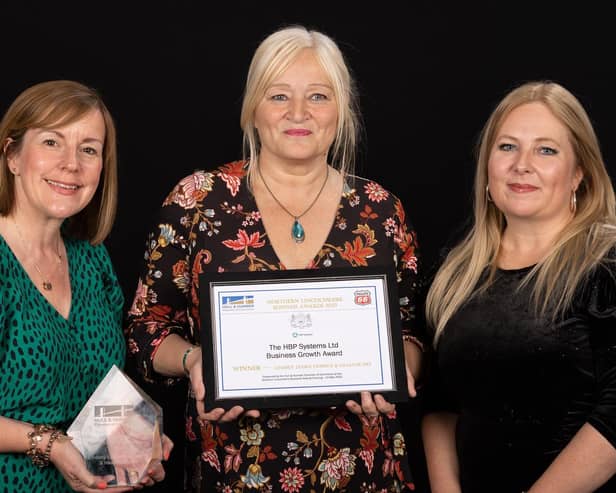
[199,265,408,409]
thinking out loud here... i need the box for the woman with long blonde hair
[422,81,616,492]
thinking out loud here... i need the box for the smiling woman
[422,81,616,493]
[0,80,172,493]
[125,25,425,492]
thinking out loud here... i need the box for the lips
[284,129,311,136]
[508,183,538,192]
[45,179,80,191]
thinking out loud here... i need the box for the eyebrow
[267,82,333,89]
[498,134,560,145]
[37,128,104,145]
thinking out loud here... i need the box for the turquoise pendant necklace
[258,165,330,244]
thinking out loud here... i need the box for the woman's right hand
[50,437,136,492]
[185,346,260,423]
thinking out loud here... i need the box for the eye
[310,93,329,102]
[43,138,58,147]
[539,146,557,155]
[497,143,516,152]
[270,94,288,102]
[82,146,99,156]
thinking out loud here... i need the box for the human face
[8,109,105,222]
[254,49,338,166]
[487,102,583,229]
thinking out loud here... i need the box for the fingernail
[97,480,108,489]
[164,450,170,460]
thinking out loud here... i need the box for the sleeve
[124,180,197,385]
[585,263,616,449]
[390,194,427,348]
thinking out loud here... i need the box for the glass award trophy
[67,365,164,486]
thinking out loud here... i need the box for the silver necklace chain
[12,218,63,291]
[257,165,330,221]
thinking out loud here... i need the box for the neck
[499,221,567,268]
[4,212,64,255]
[256,154,330,186]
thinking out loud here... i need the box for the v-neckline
[0,234,73,321]
[246,175,351,270]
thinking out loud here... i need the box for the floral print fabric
[126,161,422,492]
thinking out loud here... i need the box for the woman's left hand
[105,424,174,488]
[345,391,395,417]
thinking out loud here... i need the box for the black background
[3,2,614,491]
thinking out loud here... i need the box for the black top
[425,263,616,492]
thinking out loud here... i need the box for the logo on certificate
[353,290,372,306]
[221,295,255,310]
[290,312,312,329]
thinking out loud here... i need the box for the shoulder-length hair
[240,25,361,187]
[0,79,118,244]
[426,80,616,341]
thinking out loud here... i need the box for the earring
[570,190,577,214]
[486,184,493,203]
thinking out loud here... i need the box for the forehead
[499,102,569,139]
[271,49,331,85]
[30,109,106,138]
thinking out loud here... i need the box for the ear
[3,138,19,175]
[572,165,583,191]
[2,137,12,155]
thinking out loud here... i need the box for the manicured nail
[164,450,170,461]
[97,480,108,489]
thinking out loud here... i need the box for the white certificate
[200,266,408,408]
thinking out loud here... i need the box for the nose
[286,98,309,122]
[61,148,80,172]
[513,147,533,174]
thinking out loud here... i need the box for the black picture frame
[199,265,408,409]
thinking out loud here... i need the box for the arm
[527,423,616,493]
[345,195,423,416]
[125,186,197,385]
[0,416,136,492]
[422,412,462,493]
[392,196,424,394]
[125,175,258,423]
[527,269,616,492]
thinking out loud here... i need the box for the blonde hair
[0,80,118,244]
[240,25,360,186]
[426,81,616,341]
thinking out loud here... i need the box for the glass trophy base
[67,365,164,486]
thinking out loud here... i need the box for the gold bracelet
[26,424,56,468]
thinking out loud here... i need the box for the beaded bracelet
[26,425,64,468]
[182,346,196,376]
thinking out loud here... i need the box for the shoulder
[579,255,616,319]
[345,174,401,205]
[162,160,249,208]
[345,174,410,221]
[66,238,114,270]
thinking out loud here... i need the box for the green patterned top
[0,235,125,492]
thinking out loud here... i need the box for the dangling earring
[486,184,493,203]
[570,190,577,214]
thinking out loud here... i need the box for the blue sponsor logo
[221,295,255,309]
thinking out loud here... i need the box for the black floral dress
[126,161,423,492]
